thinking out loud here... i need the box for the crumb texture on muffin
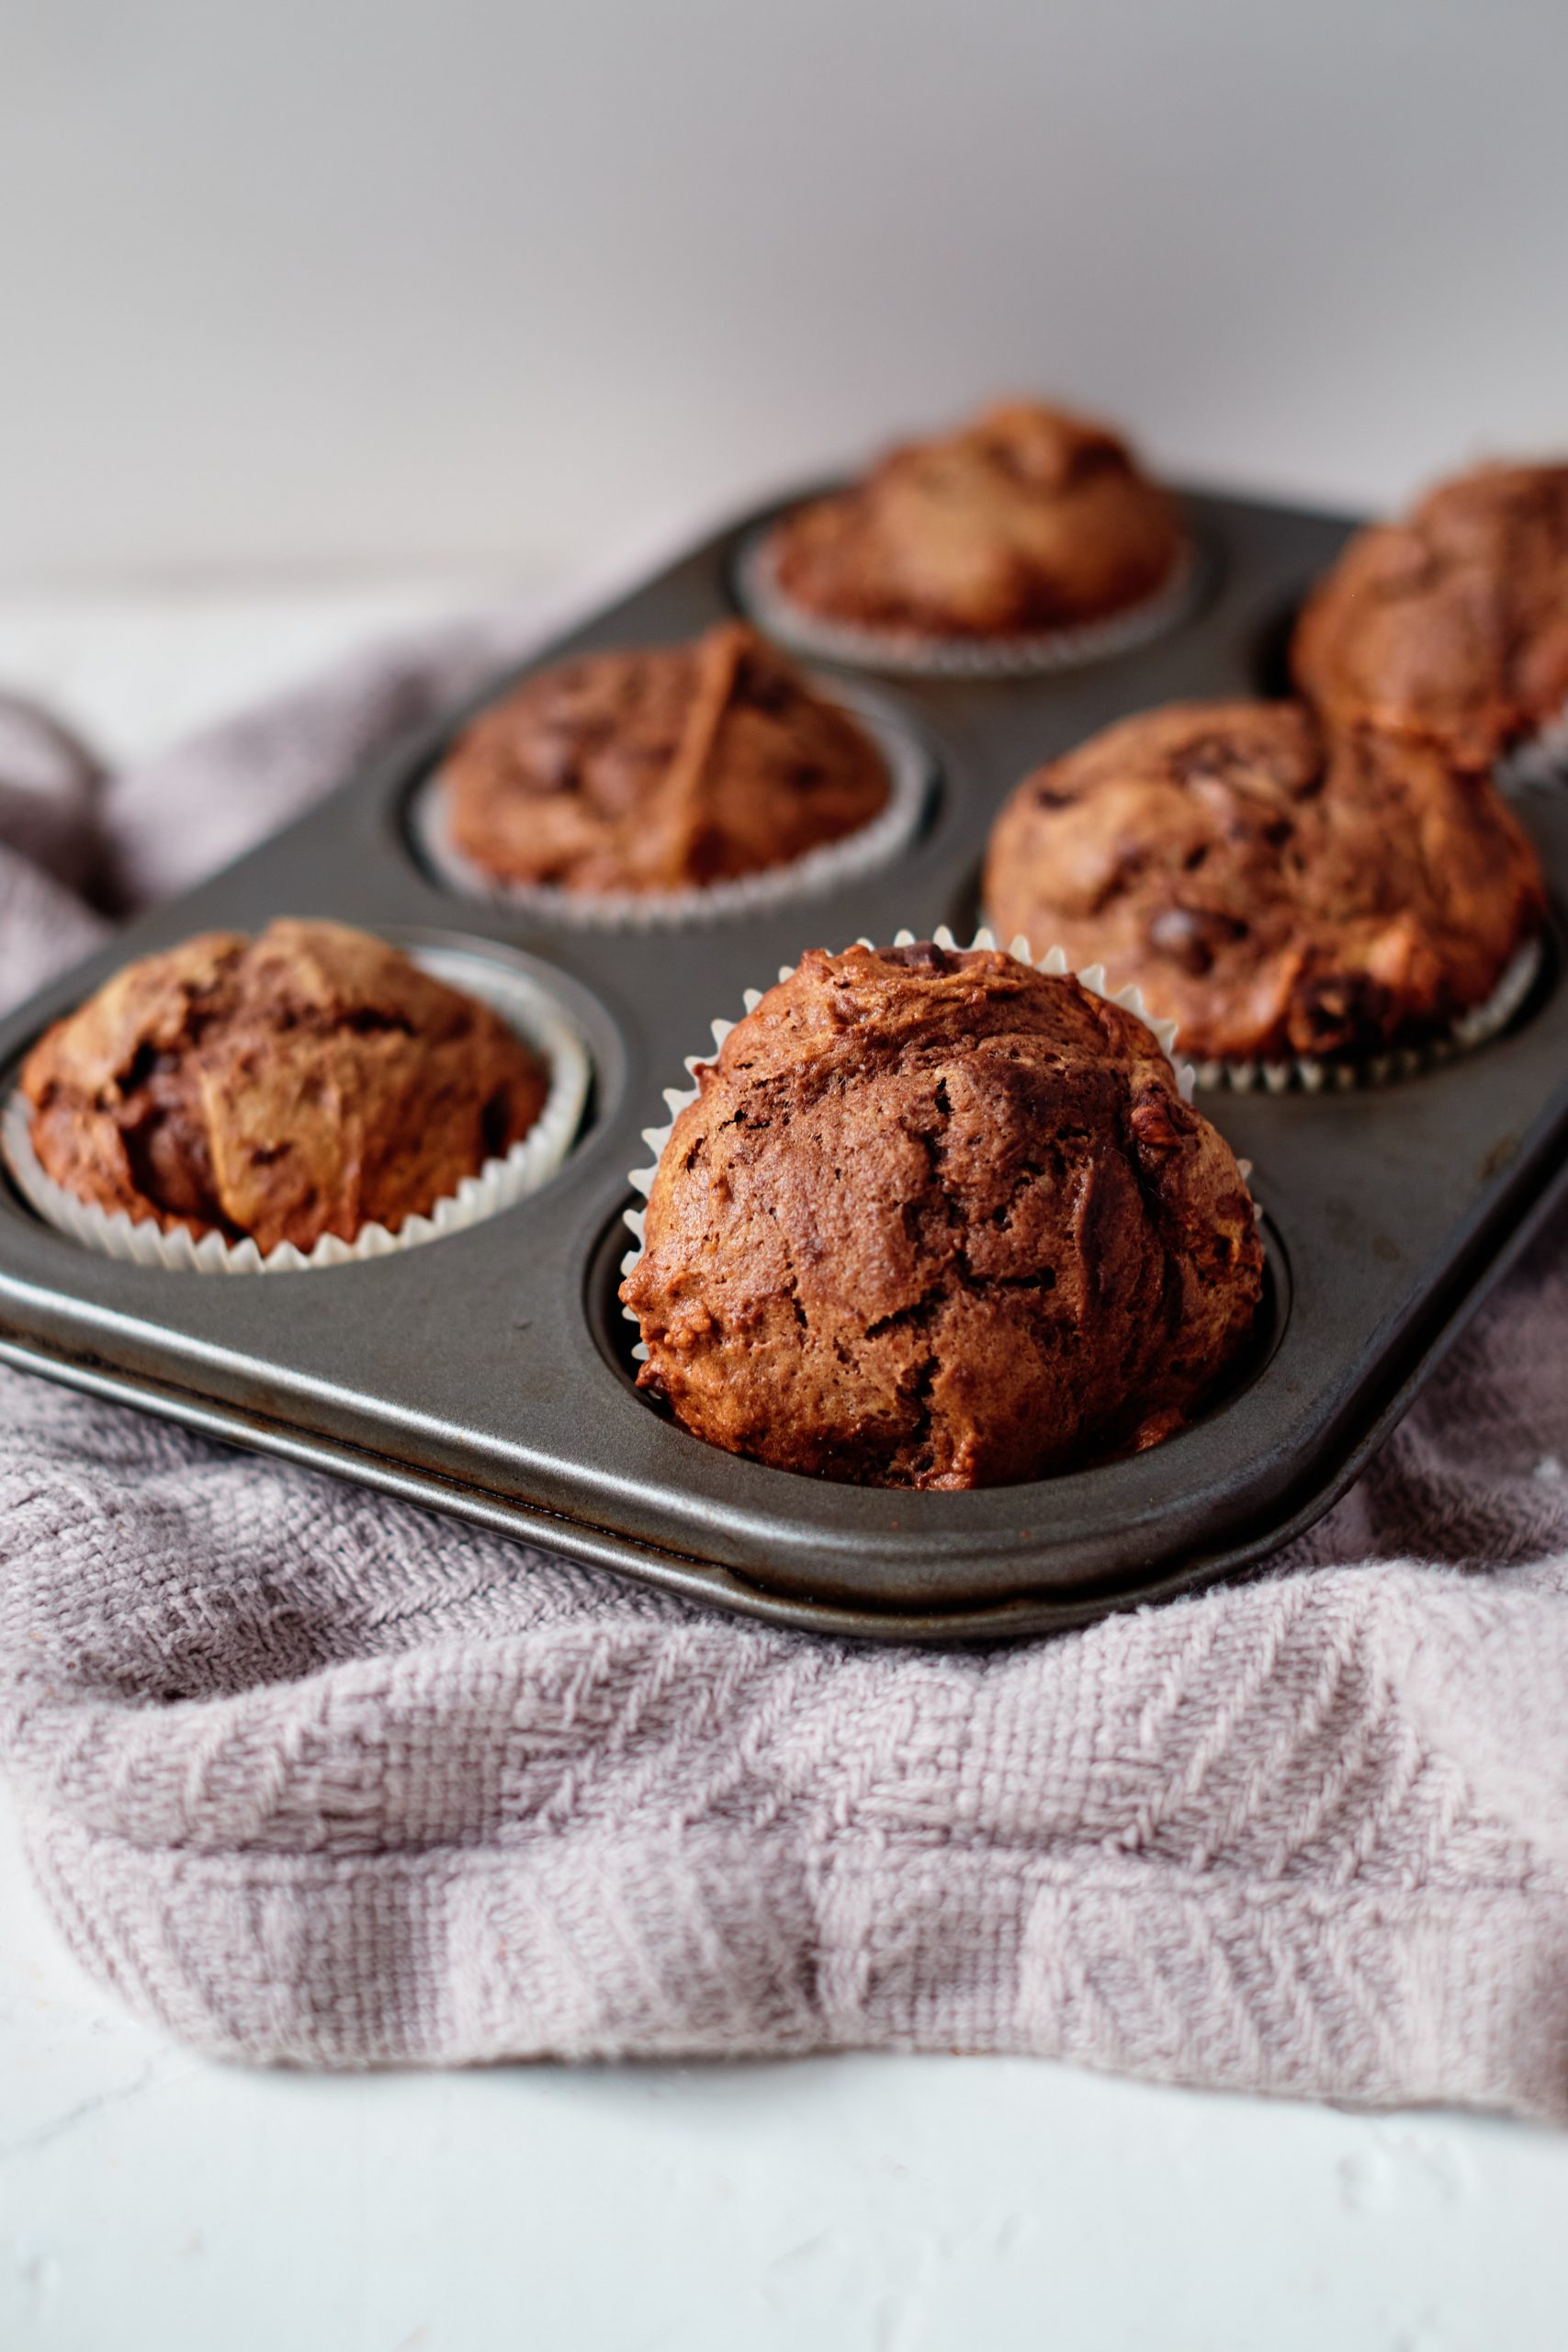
[1292,462,1568,767]
[440,621,888,894]
[984,701,1546,1067]
[620,943,1262,1490]
[21,919,548,1254]
[766,399,1182,640]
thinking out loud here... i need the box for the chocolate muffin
[984,702,1546,1069]
[761,399,1184,642]
[620,942,1262,1489]
[21,919,548,1255]
[1292,462,1568,769]
[438,621,889,895]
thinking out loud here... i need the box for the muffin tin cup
[617,924,1208,1367]
[734,524,1202,679]
[2,481,1567,1641]
[0,944,592,1275]
[408,684,933,930]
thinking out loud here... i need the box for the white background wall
[2,0,1566,583]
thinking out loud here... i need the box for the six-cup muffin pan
[2,482,1566,1644]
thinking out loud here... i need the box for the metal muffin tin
[1,485,1565,1645]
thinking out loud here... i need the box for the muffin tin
[1,483,1565,1644]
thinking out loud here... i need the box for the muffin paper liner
[1,944,592,1275]
[616,925,1203,1363]
[734,526,1201,679]
[976,896,1545,1093]
[1497,700,1568,795]
[410,685,932,930]
[1187,932,1544,1094]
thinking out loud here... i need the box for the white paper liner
[410,684,932,930]
[615,925,1204,1363]
[1497,699,1568,795]
[976,901,1546,1094]
[1,944,592,1274]
[1187,931,1545,1094]
[734,525,1202,679]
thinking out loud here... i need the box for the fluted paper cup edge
[615,925,1209,1363]
[735,528,1201,679]
[2,944,592,1274]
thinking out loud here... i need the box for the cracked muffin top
[1292,462,1568,768]
[619,941,1262,1489]
[984,701,1546,1068]
[21,919,548,1255]
[762,399,1184,641]
[438,621,889,895]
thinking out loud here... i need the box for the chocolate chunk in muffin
[763,399,1183,641]
[21,919,549,1254]
[620,942,1262,1489]
[1292,462,1568,768]
[983,701,1546,1068]
[438,621,889,895]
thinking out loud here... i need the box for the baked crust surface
[984,701,1546,1066]
[766,400,1182,639]
[621,942,1263,1489]
[1292,462,1568,767]
[23,919,548,1253]
[441,622,888,894]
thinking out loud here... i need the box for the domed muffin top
[620,941,1262,1489]
[1292,461,1568,768]
[984,701,1545,1067]
[439,621,888,895]
[764,399,1183,640]
[21,919,547,1254]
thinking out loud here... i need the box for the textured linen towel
[2,623,1567,2115]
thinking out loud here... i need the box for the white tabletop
[3,586,1567,2352]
